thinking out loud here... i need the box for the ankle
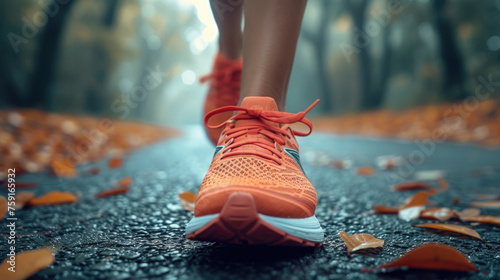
[218,35,242,61]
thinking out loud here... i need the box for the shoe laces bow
[204,99,320,164]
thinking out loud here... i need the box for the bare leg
[240,0,307,111]
[210,0,243,60]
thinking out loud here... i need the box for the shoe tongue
[240,96,279,111]
[237,96,279,128]
[231,97,280,158]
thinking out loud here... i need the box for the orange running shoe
[186,96,324,246]
[200,53,243,145]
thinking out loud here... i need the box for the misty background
[0,0,499,127]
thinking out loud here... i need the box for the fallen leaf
[455,208,480,220]
[415,223,482,240]
[419,208,455,222]
[117,177,132,188]
[461,216,500,226]
[405,191,432,208]
[473,194,500,200]
[399,206,425,222]
[50,159,77,177]
[331,160,353,169]
[339,231,384,253]
[398,191,431,221]
[357,166,375,176]
[391,181,431,191]
[14,192,35,210]
[108,157,122,169]
[470,200,500,208]
[86,167,100,175]
[376,155,403,170]
[179,191,196,211]
[366,243,478,272]
[0,248,54,280]
[372,205,399,214]
[414,170,446,181]
[0,196,6,221]
[436,177,448,191]
[95,186,129,198]
[28,191,78,206]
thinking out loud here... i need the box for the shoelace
[199,61,242,106]
[204,99,320,164]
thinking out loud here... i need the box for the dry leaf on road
[365,243,477,272]
[28,191,78,207]
[372,205,399,214]
[179,191,196,211]
[391,181,431,191]
[117,177,132,188]
[419,208,455,222]
[356,166,375,176]
[0,196,6,221]
[398,191,432,221]
[436,178,448,191]
[108,157,122,169]
[14,192,35,210]
[50,159,77,177]
[470,200,500,208]
[339,231,384,253]
[455,208,480,220]
[95,186,129,198]
[415,223,482,240]
[0,248,54,280]
[461,216,500,226]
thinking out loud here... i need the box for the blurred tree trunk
[345,0,383,110]
[433,0,467,100]
[301,0,334,113]
[26,0,77,109]
[373,22,392,108]
[102,0,120,27]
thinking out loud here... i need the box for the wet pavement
[1,126,500,280]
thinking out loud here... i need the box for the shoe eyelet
[274,142,282,153]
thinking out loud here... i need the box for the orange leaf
[0,196,6,221]
[405,191,432,208]
[470,200,500,208]
[331,160,353,169]
[473,194,500,200]
[391,181,431,191]
[108,157,122,169]
[372,205,399,214]
[357,166,375,176]
[95,186,129,198]
[455,208,480,220]
[461,215,500,226]
[415,223,482,240]
[117,177,132,188]
[339,231,384,253]
[369,243,478,272]
[0,248,54,280]
[50,159,77,177]
[436,177,448,191]
[419,208,455,222]
[14,192,35,210]
[398,191,431,221]
[86,167,100,175]
[178,191,196,211]
[28,191,78,206]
